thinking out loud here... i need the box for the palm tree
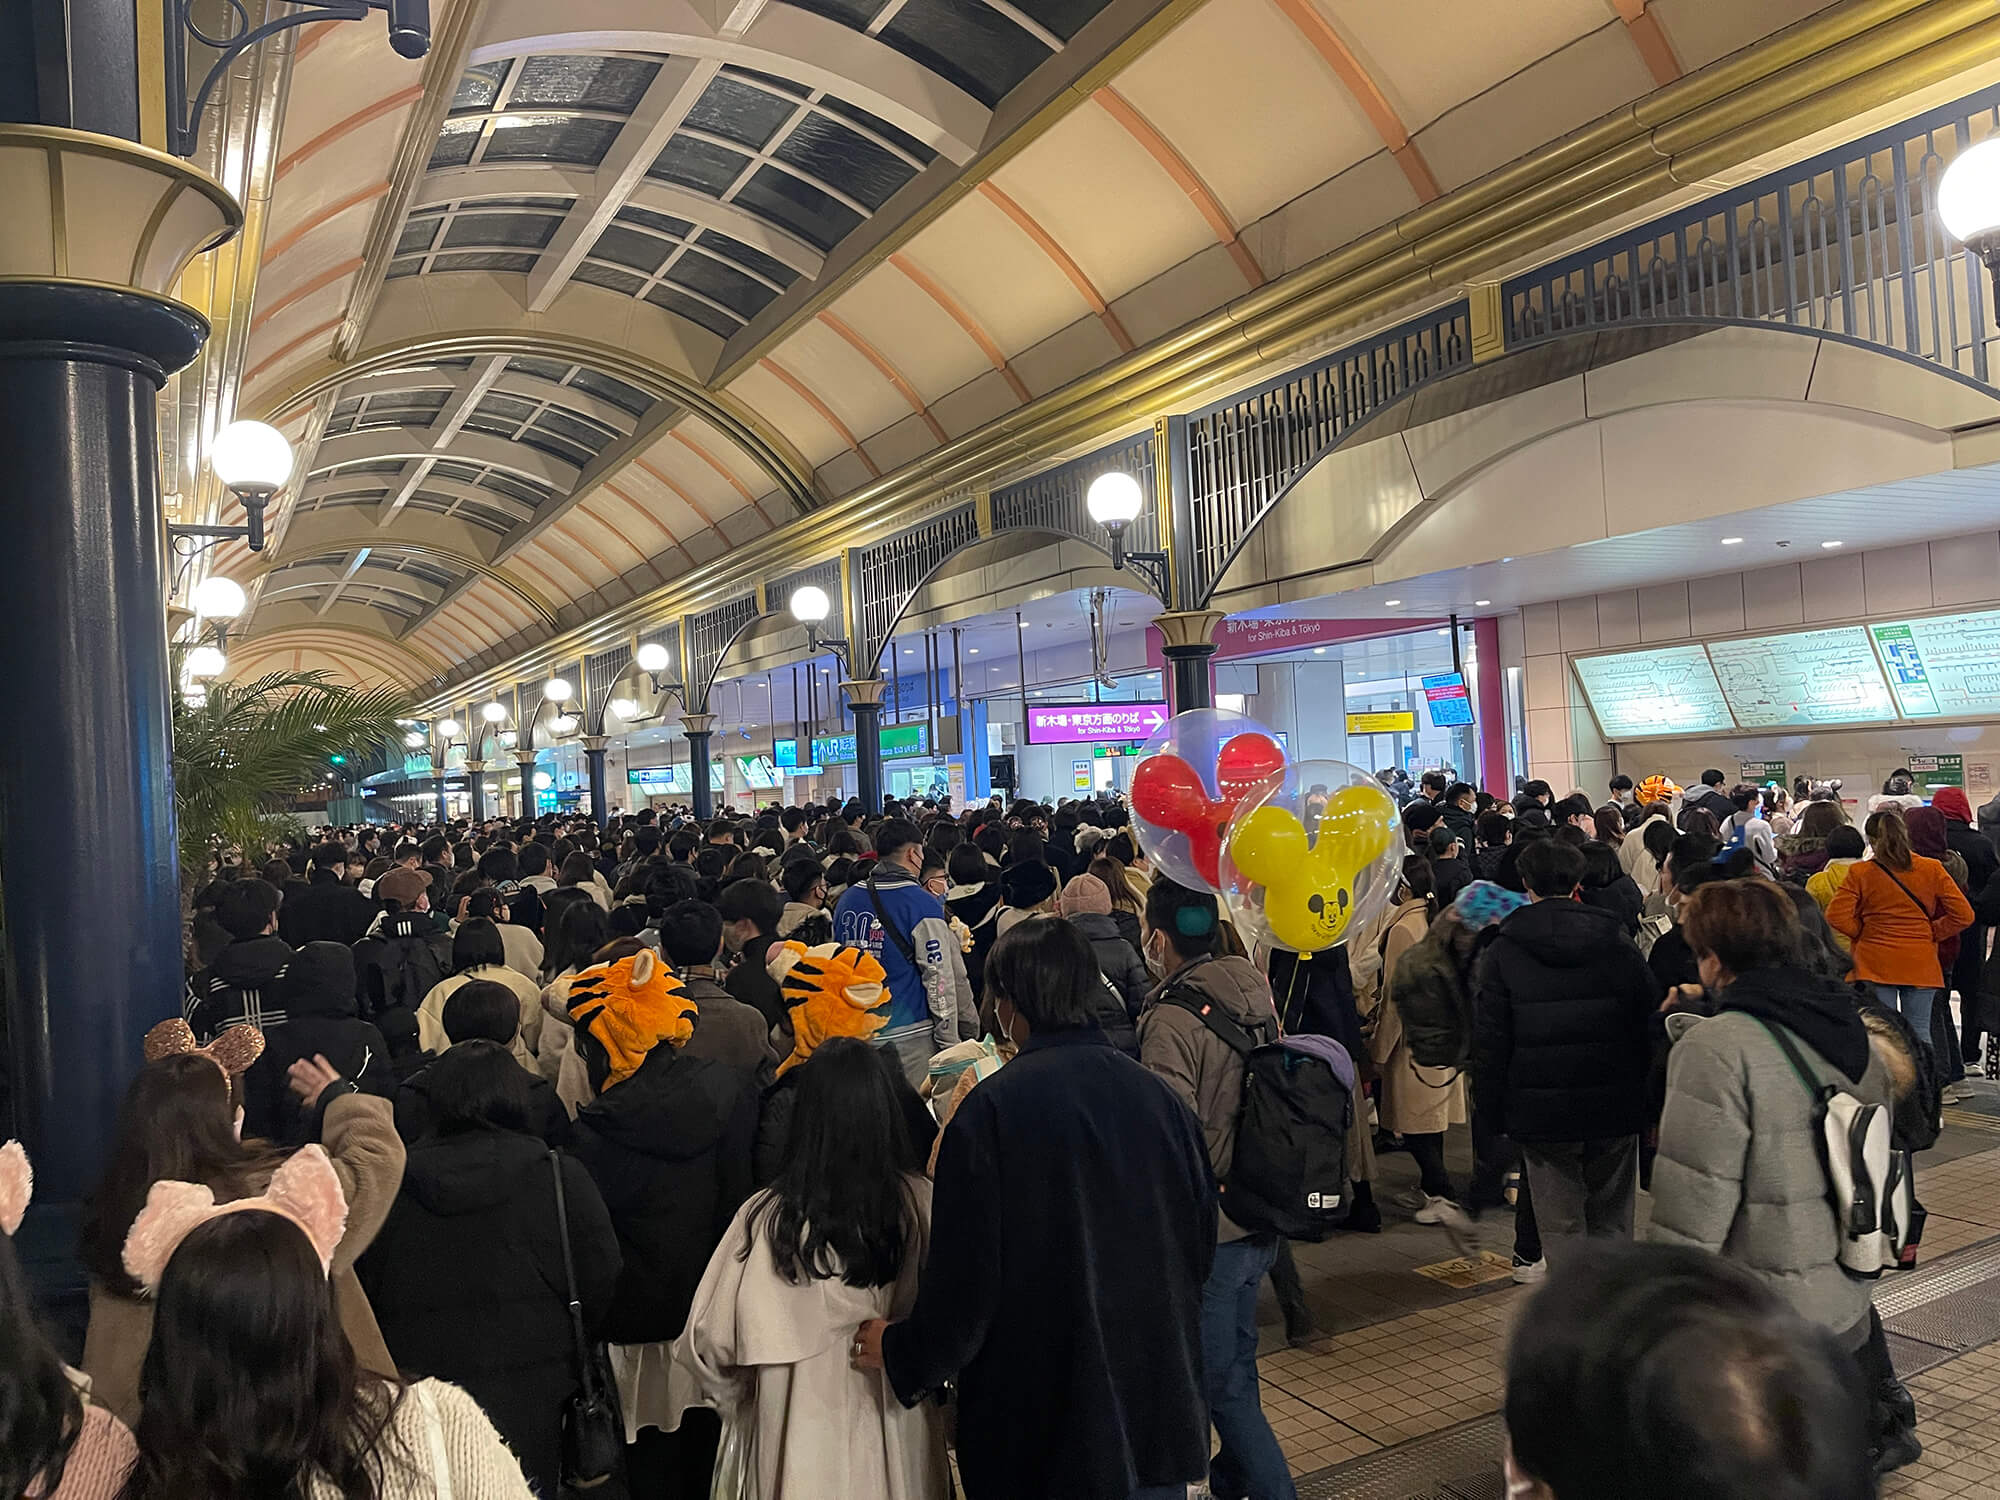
[172,666,409,882]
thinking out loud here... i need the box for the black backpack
[1156,978,1357,1242]
[366,922,445,1015]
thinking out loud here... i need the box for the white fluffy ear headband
[120,1144,348,1293]
[0,1140,30,1237]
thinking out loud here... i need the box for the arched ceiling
[224,0,1846,690]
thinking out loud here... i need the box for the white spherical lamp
[543,677,572,704]
[191,575,246,619]
[437,718,462,738]
[1085,471,1144,528]
[532,770,554,791]
[184,643,227,677]
[481,701,508,723]
[1940,138,2000,247]
[551,714,577,736]
[635,641,671,673]
[610,697,640,721]
[210,420,293,493]
[789,585,830,626]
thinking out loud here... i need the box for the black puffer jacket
[241,942,394,1146]
[1472,899,1660,1142]
[1070,911,1151,1031]
[395,1050,571,1147]
[569,1042,758,1343]
[358,1129,620,1494]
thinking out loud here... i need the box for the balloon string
[1277,950,1309,1037]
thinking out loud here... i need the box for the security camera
[384,0,431,58]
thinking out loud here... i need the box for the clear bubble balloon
[1220,759,1402,952]
[1128,707,1286,894]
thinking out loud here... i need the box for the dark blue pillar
[1157,610,1223,714]
[685,713,716,821]
[584,738,609,827]
[0,283,200,1216]
[467,761,487,823]
[845,678,887,815]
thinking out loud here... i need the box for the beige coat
[1362,898,1468,1138]
[417,965,543,1065]
[81,1092,406,1427]
[670,1183,948,1500]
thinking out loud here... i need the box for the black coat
[278,876,379,949]
[726,932,787,1028]
[1431,855,1474,910]
[882,1029,1215,1500]
[240,958,396,1147]
[358,1130,620,1494]
[1581,871,1644,936]
[1069,911,1149,1049]
[1472,899,1660,1143]
[184,935,295,1040]
[394,1053,571,1147]
[569,1043,758,1343]
[945,883,1004,996]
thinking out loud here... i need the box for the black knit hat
[1000,860,1058,909]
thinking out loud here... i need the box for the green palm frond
[172,663,410,877]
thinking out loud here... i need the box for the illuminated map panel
[1706,625,1896,728]
[1572,644,1734,739]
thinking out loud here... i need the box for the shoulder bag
[550,1151,623,1491]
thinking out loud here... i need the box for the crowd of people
[0,771,1960,1498]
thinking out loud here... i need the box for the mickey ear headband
[144,1017,266,1078]
[0,1140,31,1238]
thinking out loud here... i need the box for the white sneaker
[1512,1255,1547,1285]
[1416,1196,1480,1258]
[1945,1082,1974,1104]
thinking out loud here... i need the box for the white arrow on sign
[1141,709,1167,731]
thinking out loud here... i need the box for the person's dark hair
[1517,838,1585,898]
[926,822,963,857]
[658,899,723,967]
[725,850,770,884]
[1401,801,1443,836]
[1677,806,1719,839]
[420,835,448,862]
[1089,856,1143,916]
[546,901,612,980]
[974,825,1008,861]
[1505,1242,1871,1500]
[1003,828,1046,867]
[1797,800,1848,841]
[553,852,592,888]
[745,1036,919,1288]
[310,841,348,874]
[81,1056,286,1296]
[1475,810,1512,848]
[1729,783,1761,812]
[518,841,549,877]
[1144,876,1222,960]
[1622,800,1650,831]
[945,844,987,888]
[1701,768,1726,787]
[872,818,922,863]
[1608,775,1634,795]
[985,916,1102,1031]
[118,1211,404,1500]
[1825,825,1866,860]
[0,1226,84,1499]
[262,858,294,888]
[440,978,520,1045]
[1445,782,1476,806]
[475,847,519,884]
[450,916,505,972]
[717,878,782,935]
[705,818,738,845]
[460,887,507,924]
[1425,823,1460,859]
[1420,770,1448,794]
[1593,805,1625,843]
[1401,853,1435,905]
[217,877,282,940]
[426,1038,532,1133]
[1864,808,1914,871]
[1521,779,1553,805]
[1643,817,1678,864]
[781,857,828,902]
[1553,823,1589,850]
[1555,792,1594,823]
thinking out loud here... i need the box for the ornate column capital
[840,678,888,707]
[1152,610,1225,651]
[681,713,717,735]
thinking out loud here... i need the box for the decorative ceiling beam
[315,547,376,615]
[760,357,880,477]
[1268,0,1440,203]
[311,425,583,492]
[978,181,1132,352]
[378,355,512,525]
[888,251,1032,403]
[1607,0,1683,87]
[817,312,947,443]
[1095,87,1262,289]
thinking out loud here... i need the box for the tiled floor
[1264,1082,2000,1490]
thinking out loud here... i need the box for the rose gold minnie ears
[143,1017,266,1077]
[121,1143,348,1293]
[0,1141,30,1237]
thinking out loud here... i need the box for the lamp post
[790,585,885,815]
[1083,470,1214,710]
[1940,138,2000,318]
[168,420,291,594]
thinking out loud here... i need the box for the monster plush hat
[568,949,697,1092]
[766,941,890,1076]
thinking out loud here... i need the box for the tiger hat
[567,949,697,1091]
[767,941,891,1077]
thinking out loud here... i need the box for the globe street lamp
[1085,470,1168,590]
[1940,137,2000,313]
[169,419,293,594]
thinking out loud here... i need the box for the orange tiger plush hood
[568,949,696,1091]
[767,941,890,1077]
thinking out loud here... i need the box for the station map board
[1871,609,2000,719]
[1705,625,1896,729]
[1571,644,1734,738]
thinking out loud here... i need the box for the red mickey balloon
[1215,733,1285,803]
[1131,753,1227,887]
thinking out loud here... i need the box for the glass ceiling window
[779,0,1110,108]
[389,195,576,279]
[462,390,622,469]
[324,388,453,437]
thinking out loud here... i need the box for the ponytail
[1864,808,1913,871]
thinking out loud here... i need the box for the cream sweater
[309,1381,534,1500]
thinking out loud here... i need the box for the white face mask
[1142,929,1167,979]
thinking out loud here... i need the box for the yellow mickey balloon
[1227,782,1398,951]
